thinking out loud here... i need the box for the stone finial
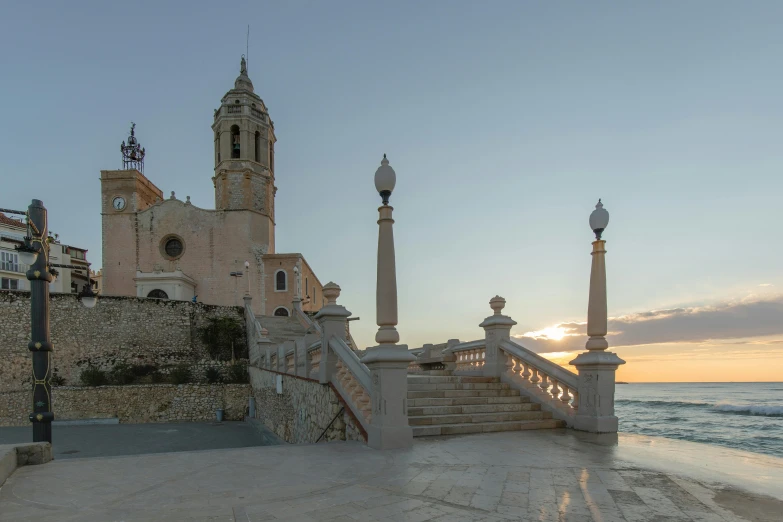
[170,191,176,200]
[185,196,191,205]
[323,282,341,305]
[489,295,506,315]
[260,326,269,338]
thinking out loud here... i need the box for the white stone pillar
[256,327,274,370]
[480,296,517,377]
[315,282,350,384]
[362,155,414,450]
[375,203,399,345]
[570,200,625,433]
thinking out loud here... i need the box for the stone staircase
[256,316,308,344]
[408,375,565,437]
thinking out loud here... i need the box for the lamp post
[570,199,625,433]
[360,154,415,450]
[372,154,399,345]
[1,199,99,444]
[244,260,251,296]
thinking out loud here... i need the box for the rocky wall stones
[249,367,365,444]
[0,291,243,392]
[0,384,251,426]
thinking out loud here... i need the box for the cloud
[759,283,773,287]
[513,295,783,354]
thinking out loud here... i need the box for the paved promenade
[1,429,781,521]
[0,422,279,460]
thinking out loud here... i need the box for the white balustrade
[447,340,486,374]
[309,346,321,378]
[329,337,372,428]
[500,339,578,417]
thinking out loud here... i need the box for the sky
[1,2,782,382]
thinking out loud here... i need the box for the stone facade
[249,367,365,444]
[0,384,250,426]
[0,291,243,392]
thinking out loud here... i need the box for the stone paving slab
[1,429,781,521]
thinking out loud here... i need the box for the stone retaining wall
[249,367,365,444]
[0,291,244,392]
[0,384,251,426]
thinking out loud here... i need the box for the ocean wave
[616,399,709,408]
[616,399,783,417]
[713,404,783,417]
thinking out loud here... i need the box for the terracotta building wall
[262,254,324,315]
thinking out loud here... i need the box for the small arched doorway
[273,307,289,317]
[147,289,169,299]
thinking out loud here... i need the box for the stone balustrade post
[361,155,415,450]
[570,200,626,433]
[443,338,459,373]
[295,338,306,377]
[277,343,288,373]
[480,296,517,378]
[254,327,274,370]
[315,282,350,384]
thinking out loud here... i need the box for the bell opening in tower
[231,125,240,159]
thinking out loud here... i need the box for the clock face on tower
[112,196,126,211]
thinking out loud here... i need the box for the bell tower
[212,56,277,219]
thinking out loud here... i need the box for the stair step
[408,396,528,407]
[408,382,510,392]
[407,389,521,399]
[412,419,565,437]
[408,411,550,426]
[407,376,500,384]
[408,403,540,417]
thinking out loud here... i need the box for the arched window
[215,131,221,163]
[254,131,261,162]
[147,289,168,299]
[231,125,240,158]
[273,307,289,317]
[275,269,287,291]
[269,141,274,171]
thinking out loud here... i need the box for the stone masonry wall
[249,367,365,444]
[0,291,244,392]
[0,384,250,426]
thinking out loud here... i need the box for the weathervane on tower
[120,122,146,173]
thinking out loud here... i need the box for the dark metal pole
[26,199,53,443]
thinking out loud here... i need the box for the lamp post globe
[589,199,609,240]
[374,154,396,205]
[80,289,97,309]
[16,246,38,266]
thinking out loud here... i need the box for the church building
[100,57,324,316]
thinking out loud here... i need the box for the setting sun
[522,325,570,341]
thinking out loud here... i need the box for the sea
[615,382,783,459]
